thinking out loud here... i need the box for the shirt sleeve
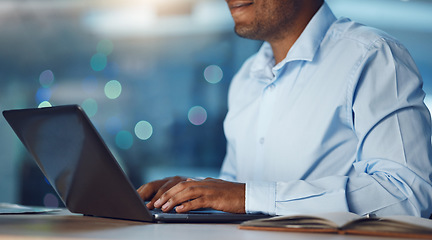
[219,140,237,182]
[244,38,432,218]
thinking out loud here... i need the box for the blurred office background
[0,0,431,207]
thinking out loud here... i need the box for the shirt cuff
[245,181,276,215]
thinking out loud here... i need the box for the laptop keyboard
[150,208,177,214]
[151,207,228,215]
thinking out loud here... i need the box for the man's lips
[227,1,254,10]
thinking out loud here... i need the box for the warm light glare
[82,3,157,36]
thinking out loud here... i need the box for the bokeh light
[135,121,153,140]
[116,130,133,150]
[39,70,55,88]
[97,39,114,56]
[43,193,59,208]
[188,106,207,126]
[204,65,223,84]
[36,87,52,103]
[82,98,98,117]
[38,101,52,108]
[104,80,122,99]
[91,53,107,71]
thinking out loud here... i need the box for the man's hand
[137,176,187,209]
[151,178,245,214]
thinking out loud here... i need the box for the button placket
[254,78,278,180]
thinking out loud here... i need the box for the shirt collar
[250,2,337,76]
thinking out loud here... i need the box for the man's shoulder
[329,18,402,50]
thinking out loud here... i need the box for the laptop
[3,105,270,223]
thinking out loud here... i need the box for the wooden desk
[0,210,417,240]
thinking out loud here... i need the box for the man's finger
[137,183,157,201]
[161,186,206,212]
[153,181,187,208]
[138,176,187,209]
[148,183,173,209]
[150,177,187,208]
[175,197,209,213]
[155,181,204,211]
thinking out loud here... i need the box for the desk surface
[0,210,419,240]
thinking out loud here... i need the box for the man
[138,0,432,218]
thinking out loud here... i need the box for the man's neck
[268,30,302,65]
[268,3,322,65]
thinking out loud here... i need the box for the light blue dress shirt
[220,2,432,218]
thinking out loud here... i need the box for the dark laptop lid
[3,105,153,222]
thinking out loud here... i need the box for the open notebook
[240,212,432,239]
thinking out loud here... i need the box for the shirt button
[259,138,265,144]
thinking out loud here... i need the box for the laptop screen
[3,105,152,222]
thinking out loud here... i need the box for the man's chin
[234,25,261,40]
